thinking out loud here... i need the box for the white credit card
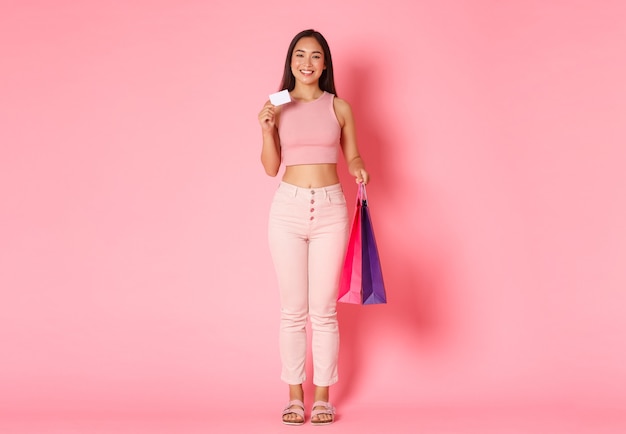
[269,89,291,106]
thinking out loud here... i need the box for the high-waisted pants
[268,182,349,386]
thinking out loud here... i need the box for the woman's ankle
[288,384,304,402]
[313,385,330,403]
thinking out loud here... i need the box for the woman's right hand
[258,101,276,132]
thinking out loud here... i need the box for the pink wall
[1,0,625,429]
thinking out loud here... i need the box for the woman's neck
[291,84,323,102]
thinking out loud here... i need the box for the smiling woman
[257,29,370,426]
[2,1,626,432]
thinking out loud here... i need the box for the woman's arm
[334,97,370,184]
[258,100,281,176]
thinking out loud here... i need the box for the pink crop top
[278,91,341,166]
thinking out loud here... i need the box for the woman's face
[290,36,326,86]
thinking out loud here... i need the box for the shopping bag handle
[357,182,368,206]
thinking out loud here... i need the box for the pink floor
[2,404,625,434]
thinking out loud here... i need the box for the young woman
[258,29,369,426]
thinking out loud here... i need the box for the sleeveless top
[278,91,341,166]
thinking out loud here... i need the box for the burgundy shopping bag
[338,183,387,305]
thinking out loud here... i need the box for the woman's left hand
[354,168,370,185]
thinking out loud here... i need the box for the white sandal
[282,399,305,426]
[311,401,335,425]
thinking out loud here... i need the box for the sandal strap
[282,400,305,417]
[311,401,335,417]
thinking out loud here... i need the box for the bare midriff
[283,163,340,188]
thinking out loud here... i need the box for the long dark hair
[279,29,337,96]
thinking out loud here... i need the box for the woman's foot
[282,400,305,425]
[282,384,305,425]
[311,386,335,425]
[311,401,335,425]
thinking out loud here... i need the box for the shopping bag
[337,183,387,305]
[337,190,363,304]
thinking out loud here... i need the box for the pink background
[1,1,625,433]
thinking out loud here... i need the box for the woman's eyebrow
[295,49,322,54]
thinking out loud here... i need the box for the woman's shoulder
[331,96,354,127]
[332,96,352,116]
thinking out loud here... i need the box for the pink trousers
[268,182,349,386]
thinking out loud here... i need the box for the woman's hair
[279,29,337,96]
